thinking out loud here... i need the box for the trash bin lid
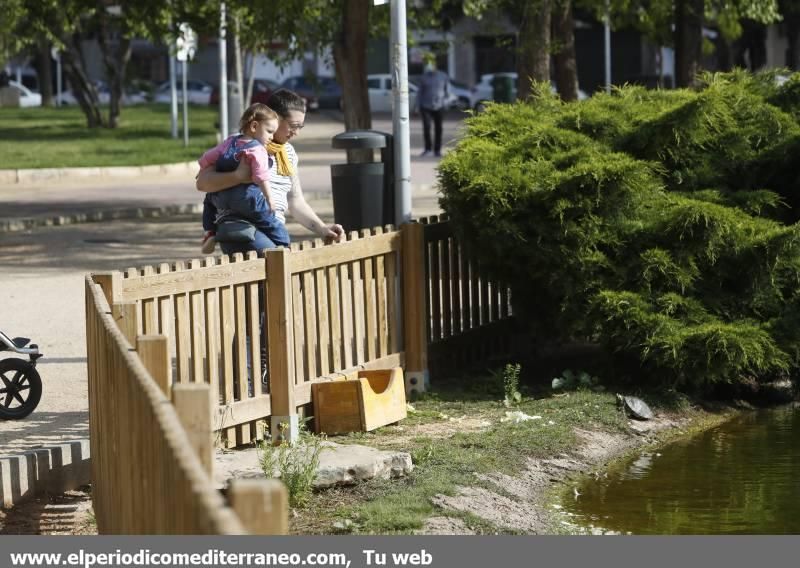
[332,130,390,150]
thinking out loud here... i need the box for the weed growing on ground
[502,363,523,407]
[258,422,326,508]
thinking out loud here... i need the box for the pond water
[563,405,800,534]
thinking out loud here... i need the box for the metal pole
[55,53,62,108]
[604,0,611,94]
[219,1,229,138]
[182,61,189,147]
[391,0,412,226]
[169,53,178,138]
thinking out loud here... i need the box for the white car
[54,81,148,106]
[154,80,213,105]
[7,80,42,107]
[472,72,588,109]
[367,74,418,113]
[448,80,473,110]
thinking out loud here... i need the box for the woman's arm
[195,159,251,193]
[287,174,344,241]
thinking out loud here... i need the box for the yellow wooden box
[312,367,408,434]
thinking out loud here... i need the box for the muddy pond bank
[291,387,738,535]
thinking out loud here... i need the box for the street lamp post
[219,1,229,139]
[376,0,412,226]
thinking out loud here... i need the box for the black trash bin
[331,130,394,232]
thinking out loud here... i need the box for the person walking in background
[416,53,449,157]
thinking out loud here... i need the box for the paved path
[0,110,459,457]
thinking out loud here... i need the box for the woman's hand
[322,223,345,243]
[234,158,252,183]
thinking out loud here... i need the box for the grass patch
[294,377,630,534]
[0,104,219,169]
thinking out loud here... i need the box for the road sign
[176,22,197,62]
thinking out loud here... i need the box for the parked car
[154,79,213,105]
[448,80,473,110]
[367,74,418,112]
[250,78,280,105]
[7,80,41,107]
[280,75,344,110]
[472,72,588,110]
[209,78,280,106]
[55,81,148,106]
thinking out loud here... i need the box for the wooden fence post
[172,383,214,476]
[92,271,121,307]
[112,302,138,346]
[265,248,299,444]
[137,335,171,398]
[401,221,429,396]
[229,479,288,534]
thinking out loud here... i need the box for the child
[199,103,290,254]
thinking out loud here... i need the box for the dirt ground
[290,411,697,535]
[419,415,685,534]
[0,486,95,535]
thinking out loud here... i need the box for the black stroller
[0,330,43,419]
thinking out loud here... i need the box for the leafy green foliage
[439,71,800,390]
[259,422,326,509]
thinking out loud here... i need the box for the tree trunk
[552,0,578,101]
[715,35,735,72]
[517,0,551,100]
[245,51,256,105]
[332,0,372,163]
[788,13,800,70]
[674,0,704,88]
[234,15,245,110]
[61,33,104,128]
[36,39,54,107]
[97,5,132,129]
[101,36,131,129]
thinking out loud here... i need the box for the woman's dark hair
[266,89,306,117]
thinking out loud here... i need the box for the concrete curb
[0,439,91,509]
[0,161,199,185]
[0,203,203,233]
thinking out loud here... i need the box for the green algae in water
[564,406,800,534]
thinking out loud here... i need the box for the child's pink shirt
[198,136,271,184]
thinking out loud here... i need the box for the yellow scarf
[266,141,295,177]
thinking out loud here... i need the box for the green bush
[439,73,800,390]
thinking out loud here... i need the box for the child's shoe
[201,231,217,254]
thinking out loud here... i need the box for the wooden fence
[88,217,513,451]
[422,215,514,377]
[85,276,287,534]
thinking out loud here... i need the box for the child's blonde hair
[239,103,278,133]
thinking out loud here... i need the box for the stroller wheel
[0,358,42,420]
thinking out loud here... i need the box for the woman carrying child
[197,89,343,255]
